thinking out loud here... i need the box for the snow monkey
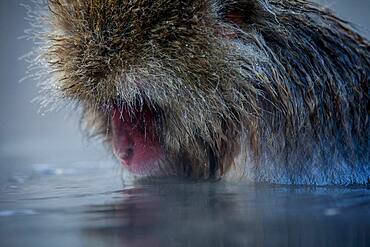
[30,0,369,184]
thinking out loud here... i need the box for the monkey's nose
[120,146,134,163]
[110,106,163,174]
[111,109,136,165]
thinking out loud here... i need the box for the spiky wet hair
[29,0,370,183]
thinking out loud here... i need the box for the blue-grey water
[1,160,370,247]
[1,0,370,246]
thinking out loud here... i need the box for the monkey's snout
[111,106,164,175]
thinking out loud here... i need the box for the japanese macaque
[30,0,369,184]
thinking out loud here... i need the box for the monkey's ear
[220,0,269,26]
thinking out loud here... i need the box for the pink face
[111,106,165,175]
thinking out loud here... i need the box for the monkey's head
[37,0,273,178]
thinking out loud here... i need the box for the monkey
[28,0,369,185]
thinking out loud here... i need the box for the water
[0,159,369,247]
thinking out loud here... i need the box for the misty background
[0,0,369,168]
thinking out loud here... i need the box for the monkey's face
[42,0,265,178]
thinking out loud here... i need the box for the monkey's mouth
[111,104,165,175]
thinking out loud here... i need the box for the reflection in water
[81,180,370,247]
[0,162,370,247]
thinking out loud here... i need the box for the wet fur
[29,0,370,184]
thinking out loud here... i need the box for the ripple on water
[0,209,38,217]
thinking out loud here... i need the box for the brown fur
[29,0,370,184]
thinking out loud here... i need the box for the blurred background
[0,0,369,170]
[0,0,108,175]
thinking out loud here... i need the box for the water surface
[0,160,369,247]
